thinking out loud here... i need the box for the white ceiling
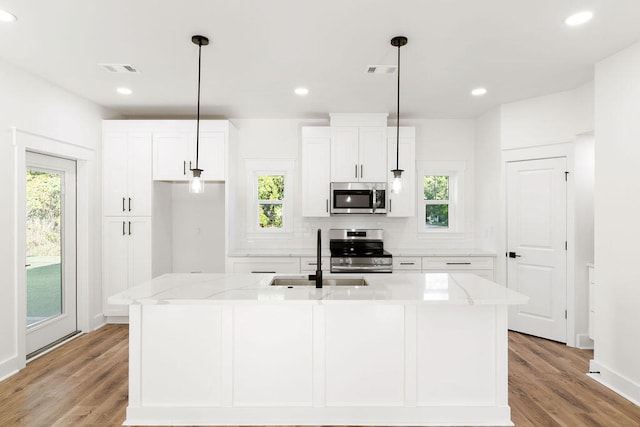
[1,0,640,119]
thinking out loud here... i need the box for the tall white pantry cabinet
[102,120,230,319]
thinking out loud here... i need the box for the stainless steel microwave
[330,182,387,214]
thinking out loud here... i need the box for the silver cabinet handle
[360,164,363,178]
[128,221,132,235]
[446,262,472,265]
[122,197,126,212]
[389,198,392,212]
[326,199,329,213]
[183,161,187,175]
[122,221,126,236]
[251,271,276,274]
[128,197,132,212]
[400,262,415,265]
[355,164,358,179]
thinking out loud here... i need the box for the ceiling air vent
[99,63,139,73]
[367,65,397,75]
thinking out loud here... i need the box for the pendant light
[390,35,407,194]
[189,35,209,194]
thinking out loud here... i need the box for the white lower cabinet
[393,257,422,272]
[300,256,330,273]
[226,257,300,274]
[421,256,495,280]
[103,217,152,317]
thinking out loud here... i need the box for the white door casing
[506,157,567,342]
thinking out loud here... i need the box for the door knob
[508,252,522,258]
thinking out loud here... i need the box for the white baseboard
[105,315,129,324]
[575,334,594,349]
[0,356,20,382]
[589,359,640,406]
[91,313,106,331]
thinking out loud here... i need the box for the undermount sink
[269,276,369,287]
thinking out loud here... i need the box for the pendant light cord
[396,42,401,170]
[195,40,202,170]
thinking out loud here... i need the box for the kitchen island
[110,273,527,426]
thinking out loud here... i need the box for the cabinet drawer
[426,269,494,281]
[422,256,494,270]
[393,257,422,271]
[300,257,330,272]
[226,257,300,274]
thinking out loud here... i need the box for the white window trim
[417,161,466,238]
[245,159,294,238]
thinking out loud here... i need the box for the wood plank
[0,325,639,426]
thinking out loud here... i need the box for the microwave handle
[372,188,377,212]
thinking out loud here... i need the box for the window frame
[246,159,294,237]
[417,161,466,237]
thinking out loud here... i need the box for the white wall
[501,83,594,150]
[226,118,477,254]
[171,182,226,273]
[0,58,115,380]
[592,40,640,404]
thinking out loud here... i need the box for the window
[258,175,284,229]
[424,175,450,229]
[246,159,294,236]
[417,161,465,235]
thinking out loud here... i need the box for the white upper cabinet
[302,127,331,217]
[153,129,226,181]
[103,130,152,217]
[152,120,228,182]
[330,126,387,182]
[387,127,416,217]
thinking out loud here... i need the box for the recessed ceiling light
[0,8,17,22]
[294,87,309,96]
[471,87,487,96]
[116,87,133,95]
[565,10,593,27]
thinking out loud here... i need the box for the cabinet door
[387,128,415,217]
[302,128,331,217]
[358,127,388,182]
[128,217,153,288]
[103,133,129,216]
[196,131,226,181]
[103,218,130,316]
[127,132,153,215]
[153,132,190,180]
[330,127,359,182]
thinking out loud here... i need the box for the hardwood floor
[1,324,638,427]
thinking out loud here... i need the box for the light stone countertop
[227,249,496,257]
[109,272,527,306]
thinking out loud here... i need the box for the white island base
[115,273,527,426]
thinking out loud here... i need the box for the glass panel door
[25,152,77,356]
[26,169,63,325]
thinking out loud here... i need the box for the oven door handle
[331,265,392,272]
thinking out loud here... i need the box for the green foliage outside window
[424,175,449,228]
[424,175,449,200]
[26,171,62,256]
[258,175,284,228]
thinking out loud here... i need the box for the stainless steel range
[329,229,393,273]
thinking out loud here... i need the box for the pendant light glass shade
[189,168,204,193]
[390,36,407,194]
[189,34,209,194]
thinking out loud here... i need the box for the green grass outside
[26,257,62,319]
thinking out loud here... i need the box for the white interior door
[25,152,77,356]
[506,157,567,342]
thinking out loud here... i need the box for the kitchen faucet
[308,229,323,288]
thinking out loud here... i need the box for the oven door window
[333,190,372,209]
